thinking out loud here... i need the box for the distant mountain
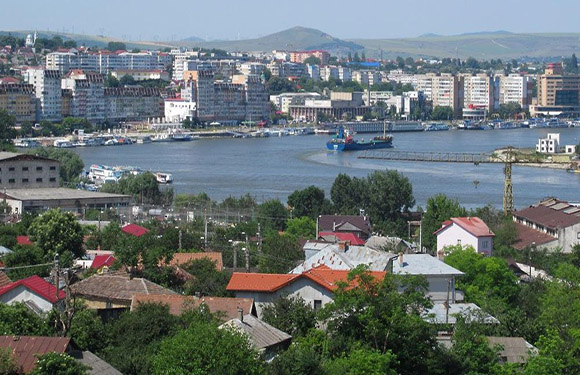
[351,31,580,59]
[181,36,205,42]
[175,26,364,54]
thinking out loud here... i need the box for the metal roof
[69,351,123,375]
[392,254,464,276]
[291,244,394,274]
[424,303,498,324]
[0,336,70,373]
[221,314,291,350]
[3,188,129,201]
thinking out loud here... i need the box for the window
[313,300,322,311]
[8,179,15,183]
[577,232,580,240]
[36,166,42,171]
[457,239,462,245]
[8,167,14,172]
[50,166,56,171]
[49,177,56,182]
[22,167,28,171]
[36,178,42,183]
[22,178,29,183]
[482,240,489,248]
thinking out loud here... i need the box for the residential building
[353,70,380,86]
[320,66,339,81]
[0,275,65,314]
[61,70,105,123]
[306,64,320,80]
[24,68,62,121]
[290,50,330,66]
[289,91,370,122]
[498,74,532,109]
[338,66,352,82]
[318,214,372,240]
[533,62,580,116]
[536,133,561,153]
[416,73,463,118]
[110,69,169,81]
[435,217,495,256]
[239,62,266,76]
[164,99,196,122]
[232,74,270,121]
[270,92,321,113]
[227,266,386,317]
[104,86,164,122]
[0,152,60,190]
[121,223,149,237]
[46,50,171,74]
[512,198,580,253]
[0,84,36,123]
[463,73,499,114]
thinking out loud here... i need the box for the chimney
[398,252,404,266]
[237,307,244,322]
[437,250,444,261]
[338,241,348,252]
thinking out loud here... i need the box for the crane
[358,147,573,216]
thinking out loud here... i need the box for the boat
[424,123,450,131]
[14,139,41,148]
[152,130,195,142]
[136,136,152,144]
[155,172,173,184]
[326,125,393,151]
[53,139,75,148]
[88,164,123,184]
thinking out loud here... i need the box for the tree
[303,56,321,66]
[285,217,316,239]
[259,232,302,273]
[151,321,264,375]
[287,186,331,220]
[105,73,120,87]
[30,352,89,375]
[449,317,502,375]
[69,309,109,353]
[0,347,19,375]
[101,172,171,205]
[183,257,232,297]
[421,194,467,251]
[0,109,17,146]
[119,74,136,86]
[107,41,126,51]
[28,209,84,263]
[324,348,397,375]
[257,199,288,232]
[431,106,454,121]
[0,303,50,336]
[261,295,317,337]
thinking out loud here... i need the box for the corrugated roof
[292,244,394,274]
[0,336,70,373]
[221,314,291,350]
[423,303,499,324]
[515,204,580,230]
[169,252,223,270]
[90,255,115,269]
[121,224,149,237]
[71,274,175,303]
[318,232,365,245]
[0,271,12,288]
[0,275,65,303]
[392,254,464,276]
[131,294,254,321]
[486,337,534,364]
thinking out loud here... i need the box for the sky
[3,0,580,41]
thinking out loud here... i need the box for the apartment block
[498,74,532,109]
[290,50,330,66]
[463,73,498,113]
[0,84,36,123]
[104,87,164,122]
[110,69,169,82]
[536,63,580,107]
[321,66,339,81]
[232,74,270,121]
[352,70,380,86]
[307,65,320,80]
[338,66,352,82]
[415,73,463,117]
[46,51,171,74]
[61,70,105,123]
[24,69,62,122]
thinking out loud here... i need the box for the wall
[0,285,54,313]
[436,224,479,252]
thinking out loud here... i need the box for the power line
[0,262,53,271]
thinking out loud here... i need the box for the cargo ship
[326,126,393,151]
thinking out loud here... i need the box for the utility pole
[178,229,182,250]
[233,245,238,270]
[419,214,423,253]
[204,209,208,250]
[244,247,250,273]
[257,223,262,253]
[54,254,60,301]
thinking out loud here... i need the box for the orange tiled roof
[169,252,223,270]
[0,272,11,288]
[434,217,494,237]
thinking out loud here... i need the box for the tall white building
[338,66,352,82]
[463,73,499,113]
[307,65,320,80]
[498,74,531,109]
[46,51,171,74]
[61,70,105,123]
[24,69,62,122]
[321,66,339,81]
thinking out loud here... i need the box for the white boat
[155,172,173,184]
[14,139,41,148]
[424,123,450,131]
[53,139,75,148]
[136,136,152,144]
[88,164,123,184]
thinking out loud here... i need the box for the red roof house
[227,266,386,317]
[0,336,71,373]
[90,254,116,269]
[318,231,365,245]
[168,252,223,270]
[434,217,494,256]
[0,275,65,313]
[121,223,150,237]
[16,236,34,246]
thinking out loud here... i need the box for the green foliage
[497,102,523,119]
[105,73,120,88]
[119,74,136,86]
[268,342,325,375]
[151,321,264,375]
[30,148,84,185]
[69,309,109,353]
[102,303,180,375]
[174,192,214,209]
[259,232,303,273]
[61,117,92,133]
[422,194,467,251]
[107,41,126,51]
[0,109,17,146]
[30,352,89,375]
[323,348,397,375]
[2,245,50,280]
[261,295,317,338]
[100,172,172,205]
[0,303,50,336]
[257,199,288,232]
[28,209,84,263]
[330,171,414,236]
[449,317,502,375]
[285,217,316,239]
[267,76,295,95]
[183,257,232,297]
[431,106,454,120]
[444,246,519,308]
[287,186,332,220]
[0,347,19,375]
[303,56,322,65]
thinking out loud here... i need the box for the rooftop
[90,254,115,269]
[318,215,371,235]
[512,222,557,250]
[514,198,580,230]
[3,188,130,201]
[0,275,65,303]
[318,232,365,245]
[486,337,535,364]
[392,254,464,276]
[0,271,11,288]
[169,252,223,270]
[424,302,499,324]
[121,223,149,237]
[434,217,495,238]
[292,244,394,274]
[221,314,292,350]
[0,336,70,373]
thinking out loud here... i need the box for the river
[74,127,580,210]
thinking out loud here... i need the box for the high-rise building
[290,50,330,66]
[415,73,463,117]
[498,74,532,109]
[463,73,498,113]
[61,70,105,123]
[533,63,580,116]
[104,87,163,122]
[24,69,62,122]
[0,84,36,123]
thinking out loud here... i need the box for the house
[131,294,256,320]
[70,273,175,319]
[513,198,580,253]
[318,231,365,245]
[121,223,149,237]
[318,215,372,240]
[486,337,535,364]
[423,302,499,325]
[293,242,464,304]
[226,266,386,317]
[435,217,495,256]
[169,252,223,271]
[0,336,122,374]
[220,312,292,362]
[0,275,65,314]
[365,235,416,253]
[0,271,11,287]
[90,254,115,270]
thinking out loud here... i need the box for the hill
[177,26,364,54]
[351,31,580,60]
